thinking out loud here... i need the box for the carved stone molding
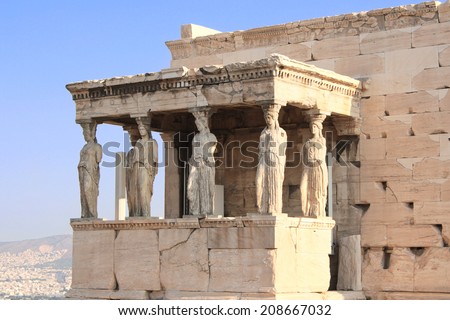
[70,216,335,231]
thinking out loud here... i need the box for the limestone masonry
[66,1,450,300]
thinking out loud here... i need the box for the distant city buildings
[0,249,71,299]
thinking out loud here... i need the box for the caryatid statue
[124,127,140,217]
[187,108,217,216]
[128,117,158,217]
[256,104,287,215]
[78,121,102,218]
[300,114,328,217]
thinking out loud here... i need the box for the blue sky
[0,0,413,241]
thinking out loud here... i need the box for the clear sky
[0,0,414,241]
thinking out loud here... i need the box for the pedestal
[67,216,335,299]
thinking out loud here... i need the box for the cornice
[66,54,361,102]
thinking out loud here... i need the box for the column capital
[160,131,176,142]
[76,118,97,125]
[304,109,330,117]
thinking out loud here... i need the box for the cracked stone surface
[337,235,362,290]
[209,249,276,293]
[114,230,160,291]
[160,228,209,291]
[72,230,116,290]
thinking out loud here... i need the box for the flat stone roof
[66,54,362,123]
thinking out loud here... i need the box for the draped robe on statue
[256,126,287,215]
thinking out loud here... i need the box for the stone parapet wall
[69,216,335,300]
[167,2,447,68]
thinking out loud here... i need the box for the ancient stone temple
[66,1,450,300]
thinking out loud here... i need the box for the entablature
[66,54,362,124]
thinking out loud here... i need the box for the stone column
[127,116,158,217]
[115,152,126,220]
[161,132,182,219]
[77,120,102,219]
[300,112,329,218]
[255,104,287,215]
[123,126,140,218]
[186,107,217,216]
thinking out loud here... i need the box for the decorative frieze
[70,216,335,231]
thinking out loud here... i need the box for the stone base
[66,289,365,300]
[70,216,335,299]
[365,291,450,300]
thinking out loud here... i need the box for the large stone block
[114,230,160,291]
[337,235,362,291]
[361,115,411,138]
[411,111,450,135]
[72,230,116,290]
[385,91,439,116]
[414,248,450,292]
[439,1,450,22]
[266,43,311,62]
[307,58,335,71]
[209,249,276,293]
[385,136,440,159]
[439,45,450,67]
[360,29,412,54]
[359,138,386,160]
[170,54,223,68]
[365,291,450,300]
[386,180,440,203]
[207,227,275,249]
[414,201,450,224]
[440,133,450,157]
[442,179,450,201]
[413,21,450,47]
[66,289,150,300]
[333,203,363,241]
[296,226,333,254]
[360,159,412,182]
[222,47,268,65]
[335,181,360,202]
[362,203,413,225]
[362,248,415,292]
[443,225,450,245]
[360,95,386,118]
[274,230,298,293]
[360,181,386,203]
[413,158,450,180]
[311,36,360,60]
[295,253,331,292]
[412,66,450,91]
[361,224,387,247]
[387,225,443,247]
[160,228,209,291]
[335,54,384,77]
[363,73,411,97]
[385,47,439,79]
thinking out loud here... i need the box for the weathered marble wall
[167,1,450,299]
[68,217,340,300]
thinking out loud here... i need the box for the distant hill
[0,235,72,256]
[0,235,73,299]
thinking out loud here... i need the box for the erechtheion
[66,1,450,299]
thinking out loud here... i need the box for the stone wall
[68,217,337,300]
[167,1,450,298]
